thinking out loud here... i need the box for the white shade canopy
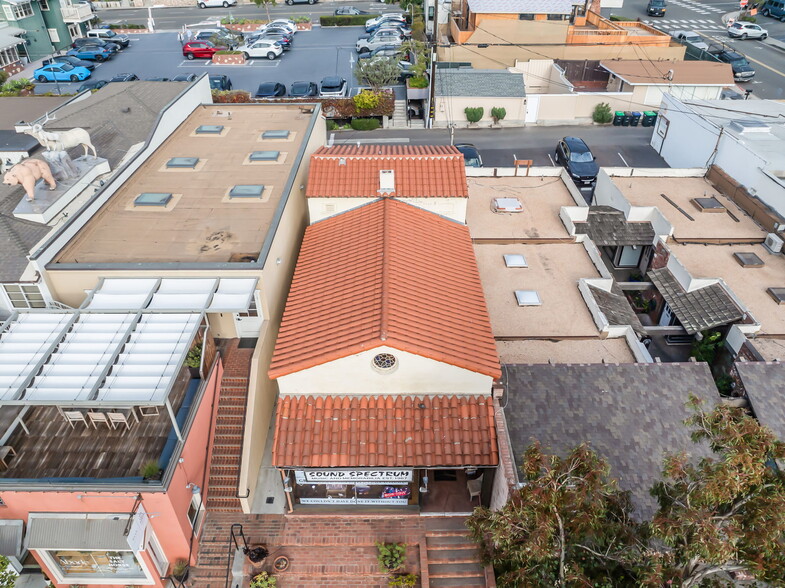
[0,310,202,407]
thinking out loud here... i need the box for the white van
[197,0,237,7]
[86,28,130,47]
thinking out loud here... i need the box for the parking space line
[618,152,630,167]
[247,61,281,68]
[547,153,555,166]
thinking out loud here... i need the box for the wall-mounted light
[419,475,429,494]
[186,483,201,494]
[283,476,292,493]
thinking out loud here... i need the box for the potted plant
[273,555,290,572]
[246,545,269,563]
[376,542,407,573]
[249,571,276,588]
[171,559,189,582]
[140,459,162,482]
[186,343,202,378]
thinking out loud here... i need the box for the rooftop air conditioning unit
[763,233,784,254]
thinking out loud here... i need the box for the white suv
[727,21,768,39]
[197,0,237,7]
[356,30,405,53]
[237,39,283,60]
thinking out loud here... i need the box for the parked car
[146,76,170,81]
[727,21,768,39]
[289,80,318,97]
[77,79,108,92]
[66,46,114,61]
[197,0,237,7]
[42,54,95,71]
[455,143,483,168]
[86,29,130,48]
[182,40,225,60]
[266,19,297,34]
[646,0,667,16]
[319,76,347,97]
[209,74,233,90]
[364,22,412,36]
[365,13,407,30]
[195,27,243,46]
[670,30,708,51]
[358,44,403,59]
[72,38,120,53]
[356,30,405,53]
[255,82,286,98]
[709,47,755,81]
[258,33,293,50]
[335,6,369,14]
[168,73,196,82]
[760,0,785,21]
[34,63,91,83]
[554,137,599,187]
[237,39,283,60]
[109,73,139,82]
[284,0,316,5]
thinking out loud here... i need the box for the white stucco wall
[650,94,719,168]
[308,197,468,224]
[276,345,494,395]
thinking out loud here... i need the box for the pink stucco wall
[0,358,223,588]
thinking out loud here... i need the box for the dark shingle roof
[504,363,719,519]
[588,283,646,336]
[648,268,744,334]
[574,206,655,246]
[435,69,526,98]
[736,362,785,442]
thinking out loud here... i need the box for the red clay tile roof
[306,145,468,198]
[272,395,499,468]
[268,198,500,379]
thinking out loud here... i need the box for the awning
[26,514,133,551]
[0,31,25,51]
[273,395,499,468]
[0,520,24,557]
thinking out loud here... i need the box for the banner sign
[300,497,410,505]
[296,470,413,484]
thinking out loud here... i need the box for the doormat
[238,338,258,349]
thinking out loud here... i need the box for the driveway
[33,27,367,96]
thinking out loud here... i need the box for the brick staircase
[205,340,253,513]
[425,516,488,587]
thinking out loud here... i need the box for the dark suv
[710,48,755,81]
[647,0,667,16]
[555,137,599,188]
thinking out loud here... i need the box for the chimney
[379,169,395,194]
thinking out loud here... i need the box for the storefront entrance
[291,469,417,507]
[420,469,483,514]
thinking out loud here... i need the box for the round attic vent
[372,353,398,373]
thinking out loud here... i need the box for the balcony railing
[61,3,93,23]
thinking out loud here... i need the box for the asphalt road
[602,0,785,100]
[330,125,668,168]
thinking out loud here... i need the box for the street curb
[764,37,785,52]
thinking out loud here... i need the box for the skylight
[134,193,173,207]
[196,125,224,134]
[249,151,280,162]
[229,185,265,199]
[504,254,528,268]
[166,157,199,168]
[262,130,290,139]
[515,290,542,306]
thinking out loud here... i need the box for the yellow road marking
[743,50,785,79]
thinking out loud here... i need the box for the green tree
[0,555,17,588]
[645,397,785,587]
[354,57,400,91]
[252,0,276,23]
[464,107,484,123]
[467,442,643,587]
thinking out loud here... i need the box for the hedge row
[319,15,369,26]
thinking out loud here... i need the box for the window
[43,549,147,582]
[187,494,205,533]
[261,130,289,139]
[68,23,79,40]
[547,13,567,19]
[166,157,199,168]
[372,353,398,372]
[146,535,168,577]
[0,46,21,68]
[195,125,224,134]
[10,1,34,19]
[3,284,45,309]
[503,254,528,268]
[47,28,59,43]
[229,185,265,199]
[236,294,258,318]
[2,5,13,19]
[249,150,280,162]
[134,193,173,207]
[518,13,535,19]
[515,290,542,306]
[39,0,49,10]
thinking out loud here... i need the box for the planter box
[224,23,264,32]
[296,22,312,30]
[212,53,246,65]
[110,28,148,34]
[406,84,429,100]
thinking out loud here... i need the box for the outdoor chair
[87,411,111,429]
[0,445,16,469]
[107,412,132,431]
[63,410,88,429]
[467,473,484,504]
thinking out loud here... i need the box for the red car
[182,40,225,60]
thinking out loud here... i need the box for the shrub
[326,119,339,131]
[108,23,145,28]
[171,559,188,580]
[214,50,243,55]
[609,13,636,20]
[353,90,381,111]
[388,575,418,587]
[376,542,406,572]
[249,572,276,588]
[319,15,369,26]
[592,101,613,124]
[350,118,381,131]
[0,71,8,85]
[739,14,757,21]
[291,16,310,23]
[491,106,506,123]
[464,107,484,123]
[221,17,267,24]
[407,75,428,88]
[140,460,160,479]
[186,343,202,368]
[212,89,252,103]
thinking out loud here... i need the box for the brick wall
[650,240,670,271]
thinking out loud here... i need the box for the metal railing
[60,3,93,22]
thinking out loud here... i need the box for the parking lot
[33,26,393,96]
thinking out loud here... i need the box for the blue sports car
[66,46,113,62]
[34,63,92,83]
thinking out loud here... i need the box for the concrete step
[428,548,479,563]
[429,562,485,578]
[426,535,476,549]
[429,576,486,586]
[425,516,472,533]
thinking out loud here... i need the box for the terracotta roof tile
[272,395,499,468]
[306,145,469,198]
[268,198,500,379]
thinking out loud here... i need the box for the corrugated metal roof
[26,514,130,550]
[0,520,23,557]
[435,69,526,98]
[467,0,578,14]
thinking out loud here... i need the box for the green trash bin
[642,111,657,127]
[613,111,624,126]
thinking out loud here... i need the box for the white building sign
[295,470,413,484]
